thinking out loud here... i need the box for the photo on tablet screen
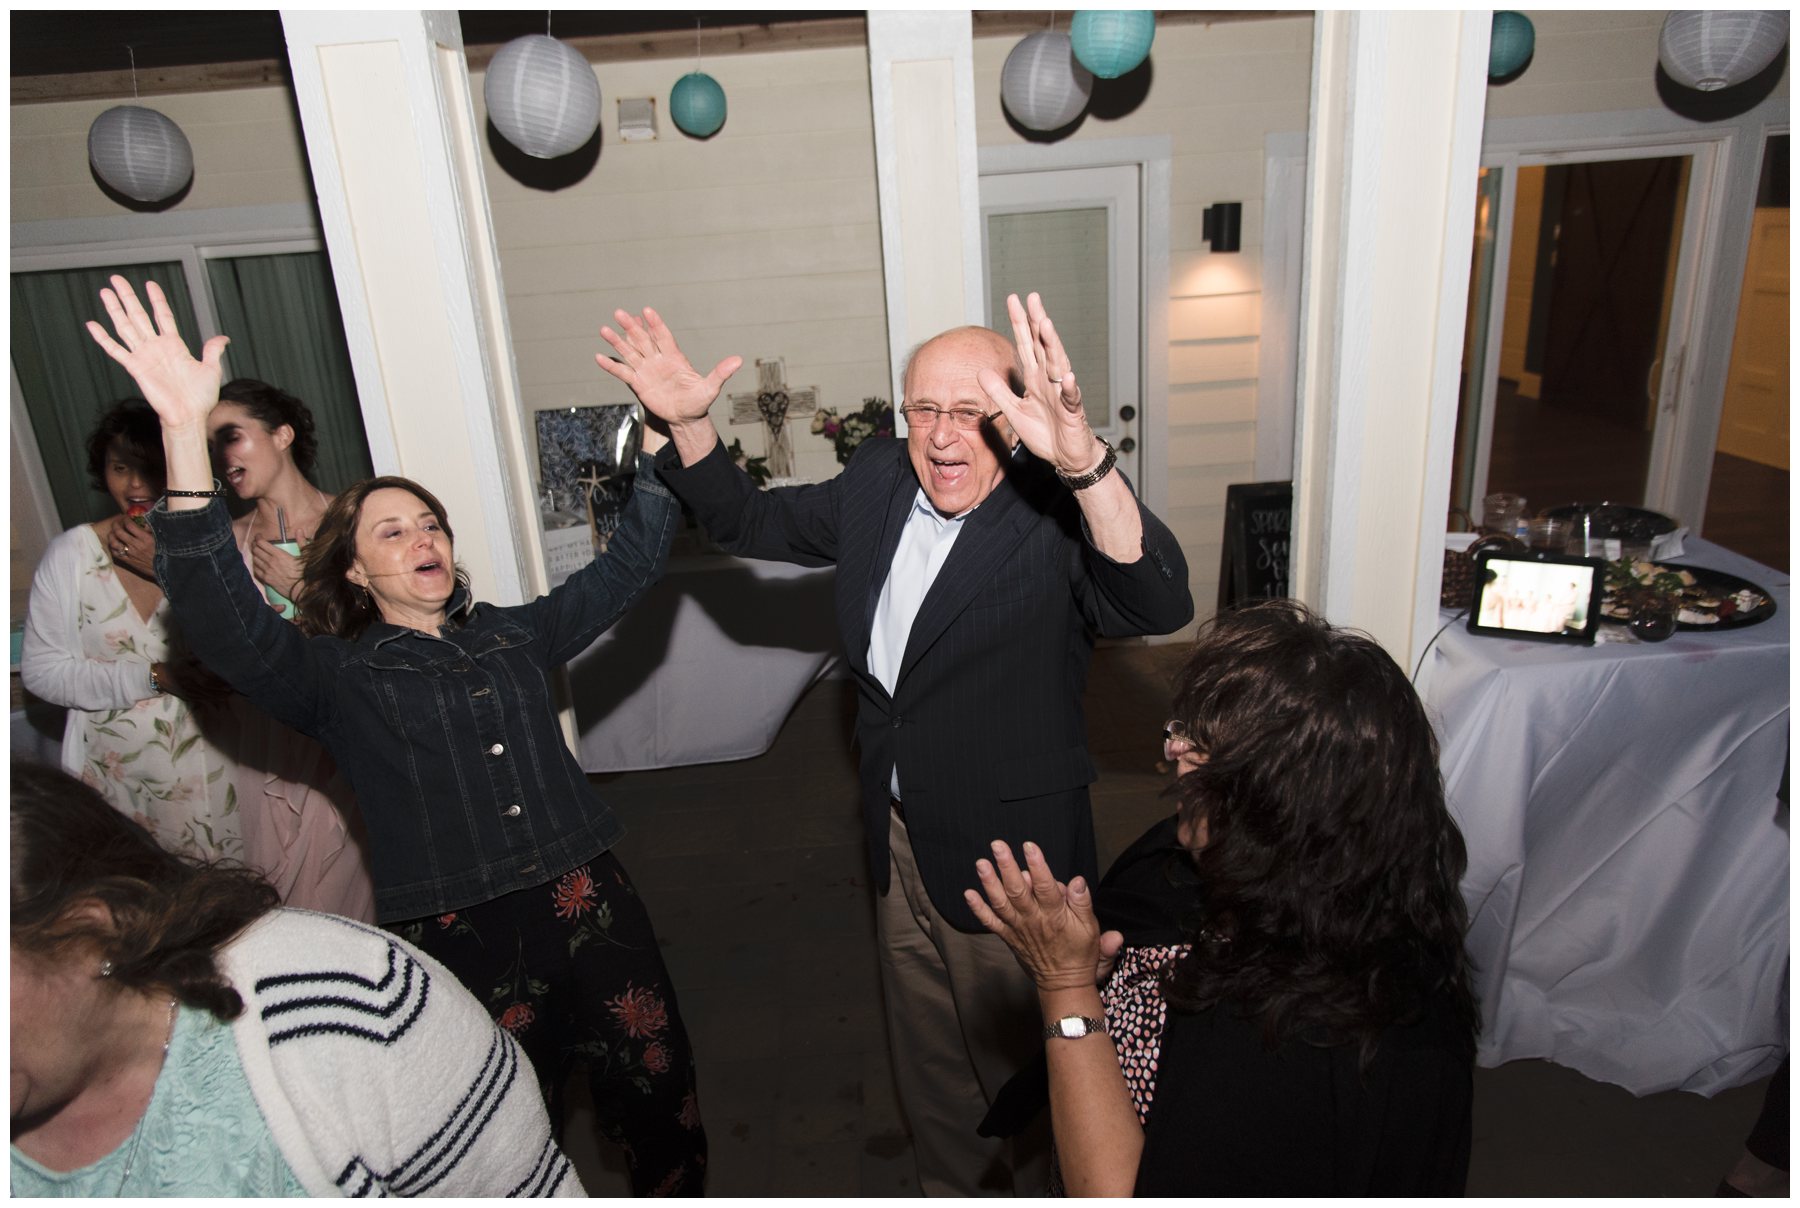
[1468,552,1604,644]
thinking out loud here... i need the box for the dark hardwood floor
[1485,381,1653,513]
[1486,380,1787,572]
[1703,450,1789,572]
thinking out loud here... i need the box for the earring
[98,958,115,978]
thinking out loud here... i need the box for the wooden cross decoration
[728,357,817,481]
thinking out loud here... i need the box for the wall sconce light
[1203,202,1242,253]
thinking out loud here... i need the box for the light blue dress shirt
[868,489,970,799]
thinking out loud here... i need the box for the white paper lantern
[484,34,601,158]
[87,105,193,203]
[1001,32,1094,132]
[1659,10,1788,92]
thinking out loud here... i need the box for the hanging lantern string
[694,18,702,73]
[546,10,552,38]
[128,45,139,100]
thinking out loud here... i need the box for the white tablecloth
[1417,539,1789,1094]
[566,556,842,772]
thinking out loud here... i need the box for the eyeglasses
[1162,720,1197,759]
[900,403,998,431]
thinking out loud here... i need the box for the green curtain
[207,252,373,494]
[13,264,202,528]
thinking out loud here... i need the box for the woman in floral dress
[21,399,242,860]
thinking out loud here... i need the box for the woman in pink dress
[207,377,375,921]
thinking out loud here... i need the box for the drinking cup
[263,539,302,620]
[1524,517,1571,553]
[1482,492,1527,537]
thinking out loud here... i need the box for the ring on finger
[1048,374,1065,384]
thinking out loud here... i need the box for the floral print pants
[392,850,706,1196]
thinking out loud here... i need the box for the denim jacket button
[503,804,522,817]
[487,743,504,756]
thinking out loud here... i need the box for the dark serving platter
[1600,563,1778,632]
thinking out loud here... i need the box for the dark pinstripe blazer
[654,436,1193,931]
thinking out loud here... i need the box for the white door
[979,164,1143,488]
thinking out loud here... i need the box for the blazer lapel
[896,472,1035,686]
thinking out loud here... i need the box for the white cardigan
[219,909,584,1197]
[20,525,160,762]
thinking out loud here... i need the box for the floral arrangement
[811,397,895,465]
[725,437,771,487]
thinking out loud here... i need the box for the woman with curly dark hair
[21,399,239,861]
[969,601,1477,1195]
[9,761,582,1196]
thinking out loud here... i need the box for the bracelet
[1055,437,1117,492]
[148,665,164,695]
[164,480,227,498]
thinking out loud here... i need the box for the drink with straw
[264,506,301,620]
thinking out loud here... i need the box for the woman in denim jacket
[85,276,716,1196]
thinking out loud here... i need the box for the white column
[1291,11,1490,666]
[279,10,543,605]
[866,11,985,410]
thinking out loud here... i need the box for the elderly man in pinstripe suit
[599,292,1193,1195]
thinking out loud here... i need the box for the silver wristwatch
[1044,1014,1108,1040]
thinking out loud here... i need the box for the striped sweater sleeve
[223,909,584,1197]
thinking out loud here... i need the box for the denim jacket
[151,455,679,921]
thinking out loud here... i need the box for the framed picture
[534,404,640,556]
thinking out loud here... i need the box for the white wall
[975,16,1315,632]
[473,46,891,488]
[1485,10,1788,122]
[11,87,313,222]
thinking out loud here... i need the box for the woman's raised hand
[595,307,741,429]
[965,840,1122,993]
[84,276,229,430]
[978,292,1102,478]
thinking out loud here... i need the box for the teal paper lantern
[670,72,727,138]
[1489,12,1535,80]
[1070,10,1156,80]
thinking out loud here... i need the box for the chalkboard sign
[1217,481,1292,609]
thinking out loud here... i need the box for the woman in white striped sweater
[10,760,582,1198]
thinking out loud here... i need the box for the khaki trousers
[877,807,1050,1196]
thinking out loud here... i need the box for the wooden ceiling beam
[15,11,1291,105]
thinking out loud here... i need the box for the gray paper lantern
[1001,32,1094,132]
[87,105,193,203]
[484,34,601,158]
[1659,10,1788,92]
